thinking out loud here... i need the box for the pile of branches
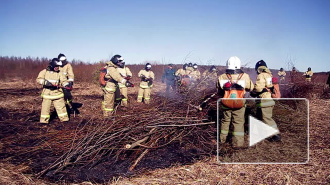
[38,78,218,177]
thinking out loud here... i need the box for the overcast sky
[1,0,329,72]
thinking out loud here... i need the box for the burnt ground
[0,81,329,184]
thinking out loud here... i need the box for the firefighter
[303,67,313,82]
[58,53,75,112]
[202,65,218,86]
[217,56,254,148]
[190,63,201,81]
[137,63,155,104]
[251,60,281,142]
[278,68,286,84]
[116,61,132,108]
[36,58,70,124]
[290,67,297,83]
[162,64,176,95]
[175,63,188,87]
[99,55,133,117]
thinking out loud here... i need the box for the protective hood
[257,66,272,74]
[105,61,118,68]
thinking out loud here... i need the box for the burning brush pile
[38,82,218,181]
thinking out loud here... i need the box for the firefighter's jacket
[202,70,218,80]
[100,61,126,93]
[117,66,132,88]
[304,70,313,79]
[175,69,187,76]
[138,69,155,89]
[253,66,275,107]
[278,71,286,78]
[36,69,69,100]
[59,63,74,82]
[185,67,201,80]
[217,72,254,97]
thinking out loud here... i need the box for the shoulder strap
[236,73,244,83]
[226,73,233,83]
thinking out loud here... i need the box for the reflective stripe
[68,78,74,81]
[122,98,127,101]
[145,97,150,100]
[102,101,113,112]
[103,87,116,92]
[121,79,126,84]
[118,84,126,88]
[140,84,150,88]
[104,108,113,111]
[233,131,244,136]
[221,130,229,134]
[116,98,122,100]
[270,124,278,129]
[256,100,275,108]
[58,112,68,117]
[138,96,143,98]
[41,93,64,100]
[47,79,59,83]
[40,115,50,118]
[63,72,67,75]
[39,79,44,85]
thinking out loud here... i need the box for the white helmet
[227,56,241,70]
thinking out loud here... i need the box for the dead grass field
[0,79,329,184]
[0,57,329,184]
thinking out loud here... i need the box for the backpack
[221,73,245,109]
[270,77,281,98]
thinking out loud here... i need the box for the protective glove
[44,80,54,87]
[261,88,269,93]
[125,80,134,87]
[250,91,258,98]
[141,76,146,81]
[68,81,73,88]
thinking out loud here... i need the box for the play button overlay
[217,98,309,164]
[249,116,279,147]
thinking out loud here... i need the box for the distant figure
[162,64,176,95]
[58,53,75,113]
[303,67,313,82]
[290,67,297,83]
[277,68,286,84]
[327,72,330,87]
[116,61,133,109]
[137,63,155,104]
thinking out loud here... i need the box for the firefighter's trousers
[220,106,245,147]
[102,87,116,117]
[40,98,69,123]
[257,106,278,130]
[137,87,151,104]
[115,87,128,107]
[305,78,311,82]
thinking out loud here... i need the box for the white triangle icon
[249,116,279,147]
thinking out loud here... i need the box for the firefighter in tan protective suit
[115,62,132,108]
[137,63,155,104]
[251,60,281,142]
[58,53,75,113]
[36,58,70,124]
[277,68,286,84]
[303,67,313,82]
[99,55,133,117]
[190,63,201,81]
[202,65,218,86]
[175,63,188,87]
[217,56,254,148]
